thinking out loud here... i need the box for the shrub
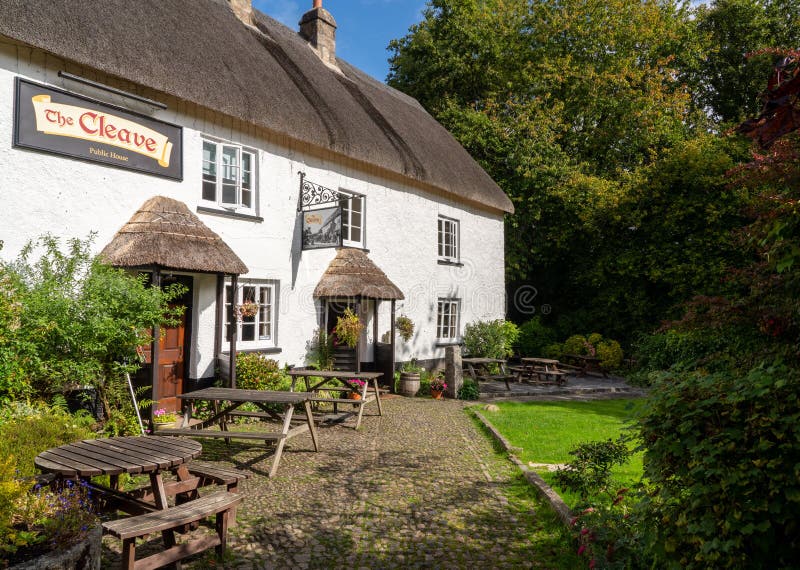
[0,235,185,416]
[543,342,564,359]
[636,364,800,568]
[0,405,96,479]
[558,333,624,369]
[458,378,480,400]
[516,317,556,357]
[235,354,289,391]
[554,439,632,502]
[463,319,519,359]
[0,406,97,559]
[562,334,588,356]
[555,439,646,568]
[596,339,623,369]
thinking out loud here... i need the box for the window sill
[222,347,282,355]
[437,259,463,267]
[338,245,370,254]
[435,341,463,348]
[197,205,263,222]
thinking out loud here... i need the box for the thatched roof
[0,0,513,214]
[100,196,249,275]
[314,249,404,300]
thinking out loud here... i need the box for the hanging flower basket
[237,301,259,319]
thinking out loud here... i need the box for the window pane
[202,142,217,201]
[241,320,255,341]
[438,219,444,257]
[241,152,253,208]
[203,180,217,202]
[242,286,256,303]
[222,146,238,205]
[242,284,258,341]
[259,287,272,340]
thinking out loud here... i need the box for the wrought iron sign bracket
[298,171,343,211]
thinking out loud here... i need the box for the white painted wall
[0,39,507,380]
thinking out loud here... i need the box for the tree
[691,0,800,124]
[0,235,185,416]
[388,0,710,342]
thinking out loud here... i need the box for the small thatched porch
[314,248,404,384]
[100,195,248,413]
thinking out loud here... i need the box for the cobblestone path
[104,397,572,568]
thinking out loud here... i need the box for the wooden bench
[155,428,285,441]
[187,463,249,493]
[102,490,242,570]
[477,374,514,390]
[509,366,567,385]
[535,370,567,385]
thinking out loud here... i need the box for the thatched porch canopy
[314,248,404,300]
[100,196,248,275]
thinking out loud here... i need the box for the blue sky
[253,0,427,82]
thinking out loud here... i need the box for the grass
[479,399,646,507]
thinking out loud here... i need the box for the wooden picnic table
[155,387,319,478]
[35,435,246,569]
[34,436,203,514]
[287,369,384,429]
[461,357,514,390]
[512,357,568,385]
[562,354,608,378]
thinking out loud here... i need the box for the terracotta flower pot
[348,392,362,400]
[431,389,443,400]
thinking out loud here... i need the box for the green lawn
[478,399,646,506]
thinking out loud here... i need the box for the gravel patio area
[103,395,577,568]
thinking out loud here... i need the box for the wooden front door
[157,311,186,413]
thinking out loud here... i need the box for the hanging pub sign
[13,78,183,180]
[302,206,342,250]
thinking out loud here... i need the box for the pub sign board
[13,78,183,180]
[302,206,342,250]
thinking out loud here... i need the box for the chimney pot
[313,0,322,8]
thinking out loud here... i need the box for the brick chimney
[229,0,253,26]
[299,0,338,66]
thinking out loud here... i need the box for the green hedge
[637,365,800,568]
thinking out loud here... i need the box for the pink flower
[577,545,586,556]
[589,559,596,569]
[581,527,590,535]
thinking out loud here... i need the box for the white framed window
[438,216,459,262]
[202,138,256,213]
[224,280,277,348]
[437,298,460,340]
[339,191,365,248]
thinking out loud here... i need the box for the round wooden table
[35,436,202,478]
[35,436,203,511]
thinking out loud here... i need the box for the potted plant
[429,374,447,400]
[152,407,179,426]
[334,308,363,349]
[395,314,414,342]
[398,359,424,397]
[345,378,366,399]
